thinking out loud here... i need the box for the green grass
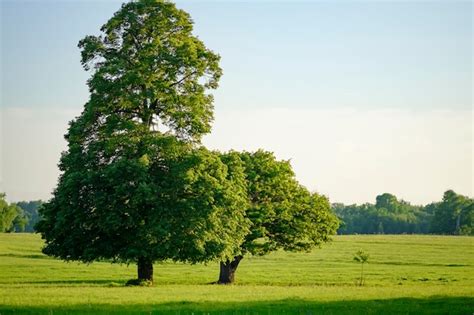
[0,234,473,314]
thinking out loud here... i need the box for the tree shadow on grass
[0,253,49,259]
[0,296,472,315]
[11,279,127,286]
[375,261,469,267]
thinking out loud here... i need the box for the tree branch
[169,71,197,88]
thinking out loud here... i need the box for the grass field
[0,234,472,314]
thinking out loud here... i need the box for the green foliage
[16,200,43,232]
[334,190,473,235]
[0,194,18,232]
[37,139,249,265]
[334,194,430,234]
[430,190,473,235]
[11,207,28,232]
[158,147,250,263]
[77,0,221,142]
[353,249,370,264]
[0,193,27,232]
[221,150,339,257]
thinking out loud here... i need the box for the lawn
[0,234,472,314]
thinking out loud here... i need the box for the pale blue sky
[1,0,472,203]
[2,0,472,111]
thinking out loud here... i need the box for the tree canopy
[38,140,249,263]
[77,0,221,142]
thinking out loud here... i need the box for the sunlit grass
[0,234,473,314]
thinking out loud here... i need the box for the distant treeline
[1,190,473,235]
[333,190,473,236]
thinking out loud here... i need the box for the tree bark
[218,255,243,284]
[137,257,153,283]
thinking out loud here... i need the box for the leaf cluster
[353,249,369,264]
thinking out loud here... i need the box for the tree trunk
[218,255,243,284]
[137,257,153,283]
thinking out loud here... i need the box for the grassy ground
[0,234,472,314]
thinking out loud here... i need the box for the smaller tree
[353,249,369,286]
[216,150,339,284]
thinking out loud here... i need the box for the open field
[0,234,473,314]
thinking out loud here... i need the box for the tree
[15,200,43,232]
[0,194,26,232]
[12,207,28,232]
[430,190,473,235]
[353,249,369,286]
[216,151,339,284]
[36,0,245,284]
[375,193,398,211]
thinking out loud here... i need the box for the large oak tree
[36,0,249,283]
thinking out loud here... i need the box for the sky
[0,0,472,204]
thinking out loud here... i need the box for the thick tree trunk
[137,257,153,283]
[218,255,243,284]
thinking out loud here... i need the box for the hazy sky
[1,0,472,204]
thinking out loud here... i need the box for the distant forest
[1,190,472,235]
[334,190,473,236]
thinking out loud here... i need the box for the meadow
[0,234,472,314]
